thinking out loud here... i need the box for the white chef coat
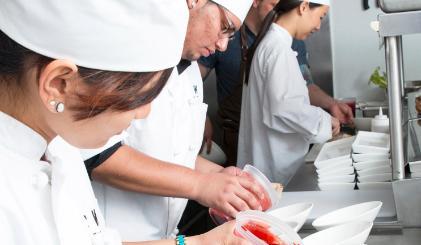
[92,61,208,241]
[0,111,121,245]
[237,24,332,185]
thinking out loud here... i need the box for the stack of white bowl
[304,201,382,245]
[314,137,356,191]
[351,131,392,190]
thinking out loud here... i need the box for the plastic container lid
[243,164,279,210]
[235,210,303,245]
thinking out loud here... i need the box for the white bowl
[318,166,355,178]
[316,160,353,174]
[267,202,313,232]
[352,131,390,154]
[353,159,391,171]
[312,201,382,231]
[357,165,392,177]
[303,221,373,245]
[358,173,392,183]
[352,153,390,162]
[199,141,226,164]
[314,137,355,169]
[314,157,353,170]
[409,162,421,172]
[318,174,356,183]
[318,182,355,191]
[357,182,392,190]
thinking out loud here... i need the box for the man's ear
[38,59,78,113]
[252,0,260,8]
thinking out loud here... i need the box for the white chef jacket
[0,111,121,245]
[237,24,332,185]
[91,61,208,241]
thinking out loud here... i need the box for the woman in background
[238,0,340,185]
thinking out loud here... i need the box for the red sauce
[242,172,272,211]
[242,221,284,245]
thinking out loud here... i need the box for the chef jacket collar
[271,24,293,47]
[0,111,47,161]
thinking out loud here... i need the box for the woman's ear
[298,1,309,15]
[38,59,78,113]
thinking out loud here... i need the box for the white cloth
[0,111,121,245]
[237,24,332,185]
[93,62,208,241]
[0,0,188,72]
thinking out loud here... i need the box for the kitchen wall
[309,0,421,102]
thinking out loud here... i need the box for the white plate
[312,201,382,231]
[357,165,392,177]
[267,202,313,232]
[357,182,393,190]
[316,160,353,174]
[318,174,356,183]
[358,173,392,183]
[314,137,355,169]
[352,131,390,154]
[409,162,421,172]
[318,166,355,178]
[303,221,373,245]
[353,159,391,171]
[318,182,355,191]
[352,152,390,162]
[314,158,353,170]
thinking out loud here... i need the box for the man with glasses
[80,0,259,242]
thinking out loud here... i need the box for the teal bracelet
[176,235,186,245]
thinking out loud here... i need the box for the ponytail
[241,0,321,85]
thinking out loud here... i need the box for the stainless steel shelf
[379,10,421,37]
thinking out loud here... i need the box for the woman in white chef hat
[0,0,251,244]
[237,0,340,185]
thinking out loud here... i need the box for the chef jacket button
[188,99,194,106]
[31,172,49,189]
[188,145,195,151]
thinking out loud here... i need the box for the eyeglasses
[214,2,236,40]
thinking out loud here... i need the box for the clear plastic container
[209,164,279,225]
[235,210,303,245]
[243,164,279,210]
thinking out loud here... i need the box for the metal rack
[378,10,421,227]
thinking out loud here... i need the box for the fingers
[233,187,262,211]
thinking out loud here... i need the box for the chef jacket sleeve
[261,49,332,144]
[0,210,18,244]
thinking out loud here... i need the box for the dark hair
[241,0,321,85]
[0,30,172,121]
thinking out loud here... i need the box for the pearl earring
[55,102,65,113]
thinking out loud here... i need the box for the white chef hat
[307,0,330,6]
[212,0,254,23]
[0,0,189,72]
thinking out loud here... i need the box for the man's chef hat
[212,0,254,23]
[307,0,330,6]
[0,0,189,72]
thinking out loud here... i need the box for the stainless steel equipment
[379,0,421,13]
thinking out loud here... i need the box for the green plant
[369,67,388,90]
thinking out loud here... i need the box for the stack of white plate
[351,131,392,189]
[314,137,356,191]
